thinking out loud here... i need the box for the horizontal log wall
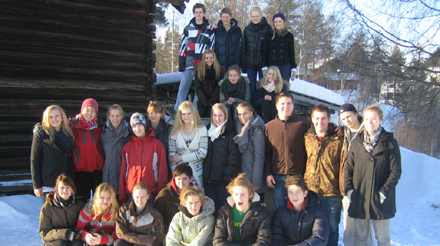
[0,0,157,193]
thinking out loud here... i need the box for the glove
[242,73,248,78]
[379,192,386,204]
[347,189,354,203]
[67,230,81,241]
[261,66,268,78]
[290,68,298,80]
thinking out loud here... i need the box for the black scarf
[54,130,72,152]
[205,66,216,80]
[221,77,247,99]
[52,192,75,208]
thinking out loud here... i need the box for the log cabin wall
[0,0,157,193]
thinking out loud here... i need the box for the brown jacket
[265,115,311,176]
[153,180,180,234]
[304,125,343,197]
[116,200,165,246]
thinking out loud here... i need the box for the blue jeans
[272,175,289,209]
[205,183,229,219]
[174,68,198,111]
[246,69,262,102]
[319,196,342,246]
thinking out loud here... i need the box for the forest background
[153,0,440,158]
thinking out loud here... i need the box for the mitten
[261,66,268,78]
[290,68,298,80]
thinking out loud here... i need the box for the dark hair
[47,174,77,203]
[220,7,232,16]
[311,104,330,118]
[173,163,193,178]
[193,3,206,13]
[275,92,295,107]
[285,175,308,191]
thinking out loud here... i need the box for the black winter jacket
[214,193,271,246]
[253,83,288,123]
[203,120,241,186]
[265,31,297,68]
[242,17,273,70]
[214,18,243,70]
[31,124,74,189]
[147,118,170,155]
[345,128,402,220]
[271,191,328,246]
[194,66,224,107]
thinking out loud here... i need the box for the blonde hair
[180,186,205,206]
[249,7,262,17]
[147,101,165,120]
[196,50,222,81]
[259,66,285,93]
[41,105,74,140]
[236,102,256,116]
[363,104,384,121]
[211,103,229,124]
[226,173,254,197]
[170,101,204,137]
[106,104,125,119]
[86,183,119,221]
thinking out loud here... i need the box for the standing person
[154,164,195,235]
[219,65,250,121]
[265,92,311,209]
[169,101,208,190]
[119,113,168,203]
[31,105,75,204]
[76,183,119,246]
[264,13,297,82]
[214,173,271,246]
[304,104,343,246]
[100,104,130,196]
[204,103,241,216]
[233,102,266,200]
[242,7,273,101]
[271,175,329,246]
[253,66,288,123]
[39,174,84,246]
[69,98,104,203]
[214,7,242,71]
[146,101,170,154]
[194,50,224,117]
[175,3,215,112]
[339,103,375,246]
[166,186,215,246]
[115,182,165,246]
[345,105,402,246]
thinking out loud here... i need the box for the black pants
[44,240,83,246]
[197,101,211,118]
[114,239,135,246]
[75,170,102,203]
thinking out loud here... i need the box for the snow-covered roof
[290,78,345,106]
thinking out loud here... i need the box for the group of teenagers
[32,89,401,246]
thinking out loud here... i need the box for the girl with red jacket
[119,113,168,203]
[69,98,104,203]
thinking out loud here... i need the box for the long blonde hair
[86,183,119,221]
[41,105,74,140]
[170,101,204,137]
[196,50,222,81]
[258,66,285,93]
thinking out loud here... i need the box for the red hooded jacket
[119,128,168,202]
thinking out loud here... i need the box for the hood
[217,18,239,31]
[190,17,211,29]
[250,115,265,128]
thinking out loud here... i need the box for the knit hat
[273,13,286,22]
[81,98,99,113]
[339,103,357,115]
[130,112,147,127]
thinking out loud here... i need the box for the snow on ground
[1,148,439,245]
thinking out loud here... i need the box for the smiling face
[266,69,275,82]
[185,195,202,216]
[312,111,329,136]
[174,174,193,192]
[49,109,63,131]
[276,96,294,120]
[212,109,226,127]
[221,13,232,26]
[205,53,214,67]
[228,70,240,84]
[132,124,146,138]
[108,109,123,128]
[251,10,262,24]
[98,191,111,211]
[363,110,383,134]
[273,17,285,30]
[133,188,149,211]
[57,182,72,201]
[232,186,252,213]
[339,111,360,130]
[148,111,161,125]
[194,7,205,23]
[287,185,307,210]
[81,106,97,122]
[237,107,253,125]
[180,108,193,125]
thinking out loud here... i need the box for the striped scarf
[363,127,382,153]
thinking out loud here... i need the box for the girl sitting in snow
[214,173,271,246]
[166,186,215,246]
[76,183,119,246]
